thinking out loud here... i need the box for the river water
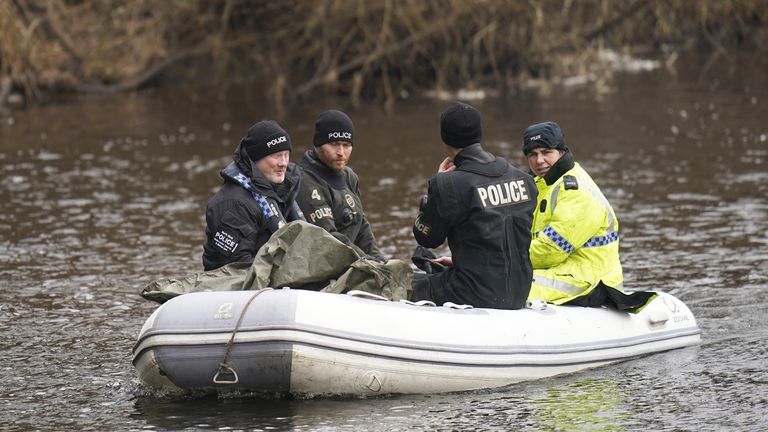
[1,51,766,431]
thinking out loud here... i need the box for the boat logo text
[214,302,234,320]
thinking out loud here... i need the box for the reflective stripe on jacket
[529,156,623,304]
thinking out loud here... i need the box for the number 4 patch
[311,189,322,201]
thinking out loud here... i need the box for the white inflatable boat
[132,288,700,396]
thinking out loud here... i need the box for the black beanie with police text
[440,102,482,148]
[522,121,568,155]
[241,120,292,161]
[313,110,354,146]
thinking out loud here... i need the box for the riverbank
[1,0,767,113]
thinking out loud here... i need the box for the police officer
[202,120,304,271]
[411,102,537,309]
[296,110,385,262]
[523,121,625,305]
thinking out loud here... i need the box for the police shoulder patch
[213,229,240,255]
[563,175,579,190]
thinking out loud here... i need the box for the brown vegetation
[1,0,766,112]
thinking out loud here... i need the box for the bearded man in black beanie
[295,109,385,262]
[411,102,537,309]
[202,120,304,271]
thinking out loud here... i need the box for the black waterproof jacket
[412,144,537,309]
[202,143,303,271]
[296,149,384,261]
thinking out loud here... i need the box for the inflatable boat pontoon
[132,288,700,396]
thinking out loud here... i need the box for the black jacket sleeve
[353,212,385,261]
[349,180,385,262]
[413,176,453,249]
[284,200,306,222]
[202,200,264,271]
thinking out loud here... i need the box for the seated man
[411,102,537,309]
[523,121,643,308]
[202,120,304,271]
[296,109,385,262]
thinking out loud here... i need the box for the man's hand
[432,256,453,267]
[438,157,455,173]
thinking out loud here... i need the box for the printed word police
[308,207,333,223]
[266,136,287,148]
[327,131,352,140]
[214,230,238,253]
[414,217,431,236]
[476,179,530,208]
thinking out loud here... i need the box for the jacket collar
[541,151,575,185]
[453,143,495,166]
[299,149,348,189]
[451,143,508,177]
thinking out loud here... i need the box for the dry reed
[1,0,766,111]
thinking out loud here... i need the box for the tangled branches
[1,0,766,111]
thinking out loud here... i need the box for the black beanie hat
[241,120,292,161]
[522,121,568,155]
[440,102,482,148]
[313,110,354,146]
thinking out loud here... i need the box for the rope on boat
[213,287,273,385]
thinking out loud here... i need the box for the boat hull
[132,289,700,396]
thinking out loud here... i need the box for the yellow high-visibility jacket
[529,155,623,304]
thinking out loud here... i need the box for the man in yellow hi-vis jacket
[522,121,654,311]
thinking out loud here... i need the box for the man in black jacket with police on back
[411,102,537,309]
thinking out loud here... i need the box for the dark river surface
[1,51,767,431]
